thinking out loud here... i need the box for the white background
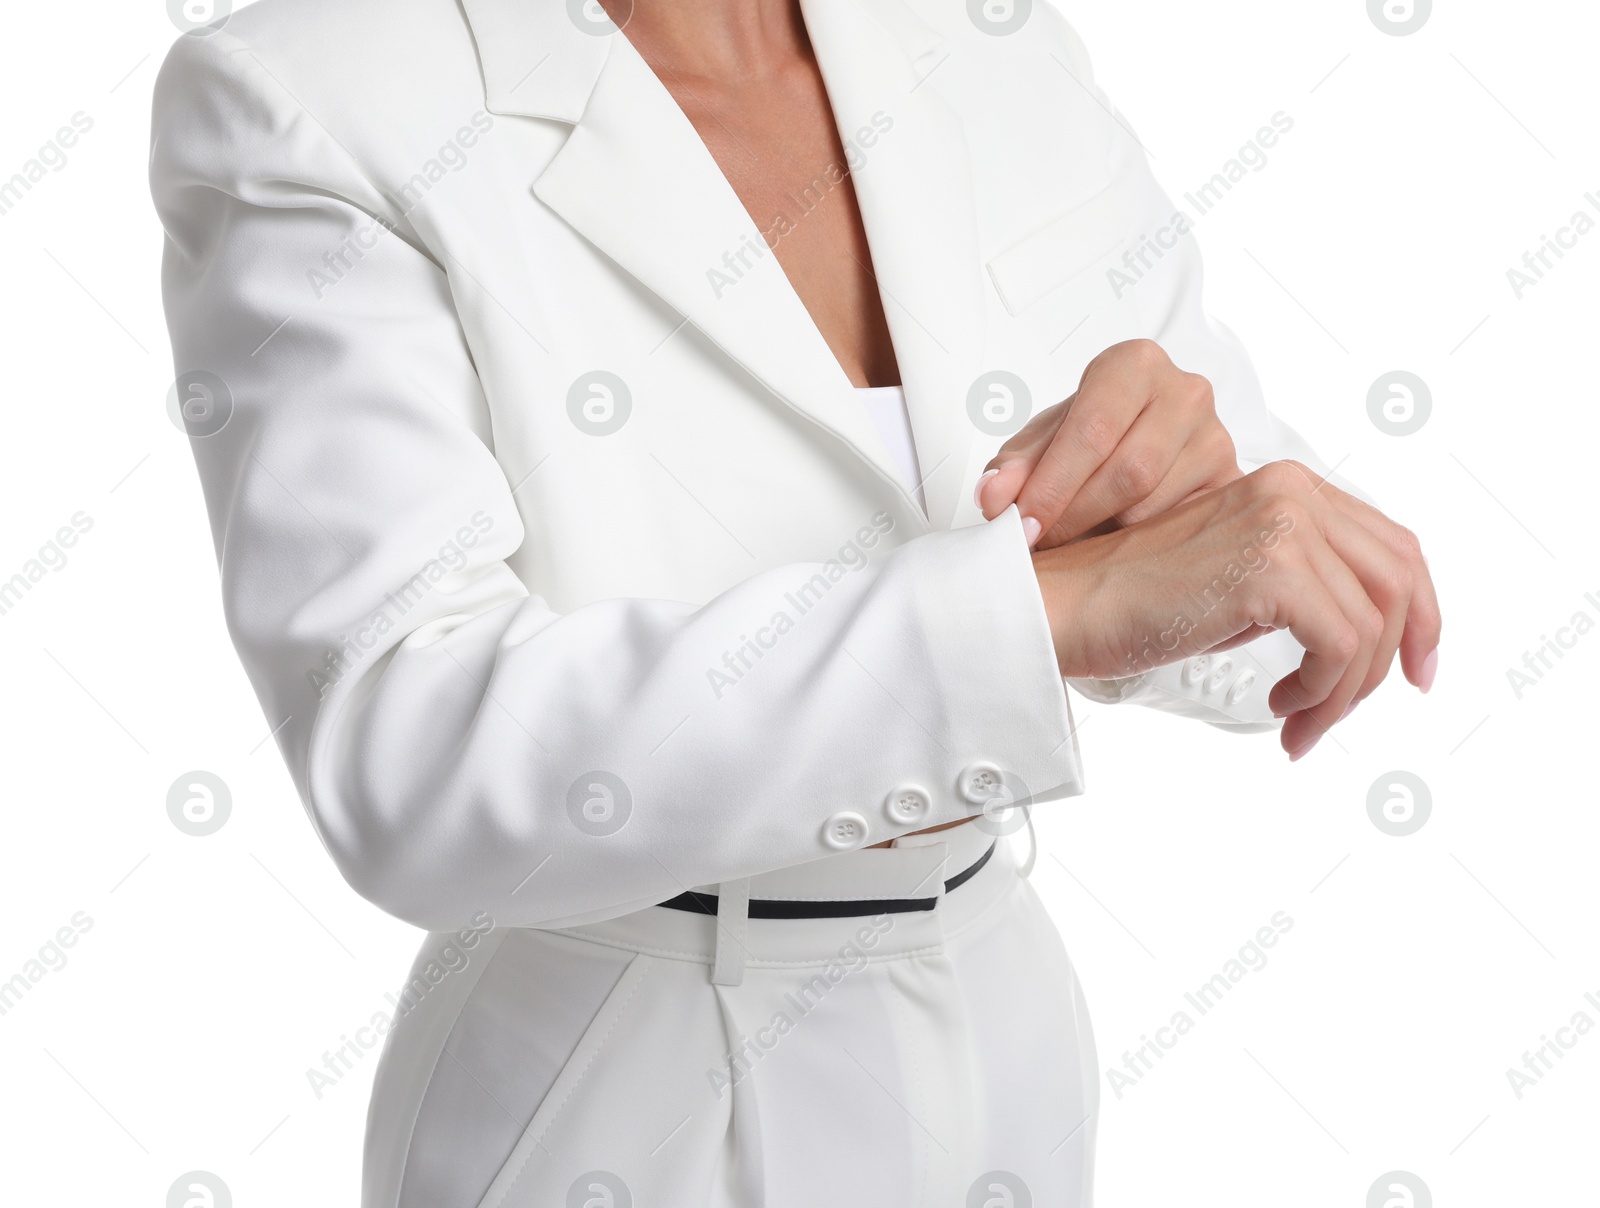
[0,0,1595,1204]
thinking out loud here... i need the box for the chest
[652,63,900,387]
[673,75,851,235]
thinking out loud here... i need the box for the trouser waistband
[656,839,997,919]
[550,821,1020,986]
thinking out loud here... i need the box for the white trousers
[363,823,1099,1207]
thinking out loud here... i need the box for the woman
[150,0,1440,1204]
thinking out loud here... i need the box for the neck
[596,0,810,81]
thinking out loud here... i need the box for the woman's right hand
[1032,461,1441,759]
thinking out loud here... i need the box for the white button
[822,811,869,850]
[958,762,1006,805]
[1226,669,1257,706]
[1204,656,1234,693]
[884,784,932,826]
[1182,655,1209,686]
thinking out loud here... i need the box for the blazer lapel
[799,0,987,530]
[458,0,982,529]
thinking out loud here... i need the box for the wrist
[1032,541,1100,678]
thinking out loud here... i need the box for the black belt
[657,840,997,920]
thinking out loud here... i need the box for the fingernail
[1021,515,1042,547]
[1419,648,1438,694]
[974,468,1000,512]
[1289,735,1321,762]
[1339,700,1357,721]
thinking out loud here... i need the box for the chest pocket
[985,170,1165,317]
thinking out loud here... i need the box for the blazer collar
[460,0,945,122]
[458,0,981,530]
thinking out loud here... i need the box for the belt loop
[711,878,751,986]
[1018,806,1038,879]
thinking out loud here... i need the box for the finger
[1014,372,1150,543]
[1074,517,1121,541]
[1117,426,1242,526]
[1256,515,1367,712]
[1319,506,1410,705]
[1256,542,1360,720]
[1277,535,1383,757]
[1321,487,1441,689]
[976,401,1071,520]
[1037,400,1198,543]
[1202,623,1275,655]
[1109,374,1238,526]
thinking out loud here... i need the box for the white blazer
[151,0,1335,933]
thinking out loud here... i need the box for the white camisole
[854,385,926,515]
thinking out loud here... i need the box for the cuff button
[1204,656,1234,693]
[958,761,1006,805]
[1226,668,1257,706]
[885,784,933,825]
[822,811,870,850]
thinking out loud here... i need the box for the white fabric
[367,831,1097,1208]
[855,385,927,515]
[711,877,752,987]
[146,0,1353,1202]
[149,2,1092,937]
[148,0,1343,936]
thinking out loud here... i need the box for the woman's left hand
[974,339,1242,549]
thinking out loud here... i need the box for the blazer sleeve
[1038,5,1375,733]
[149,31,1082,931]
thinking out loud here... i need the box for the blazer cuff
[910,504,1084,813]
[1067,628,1304,732]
